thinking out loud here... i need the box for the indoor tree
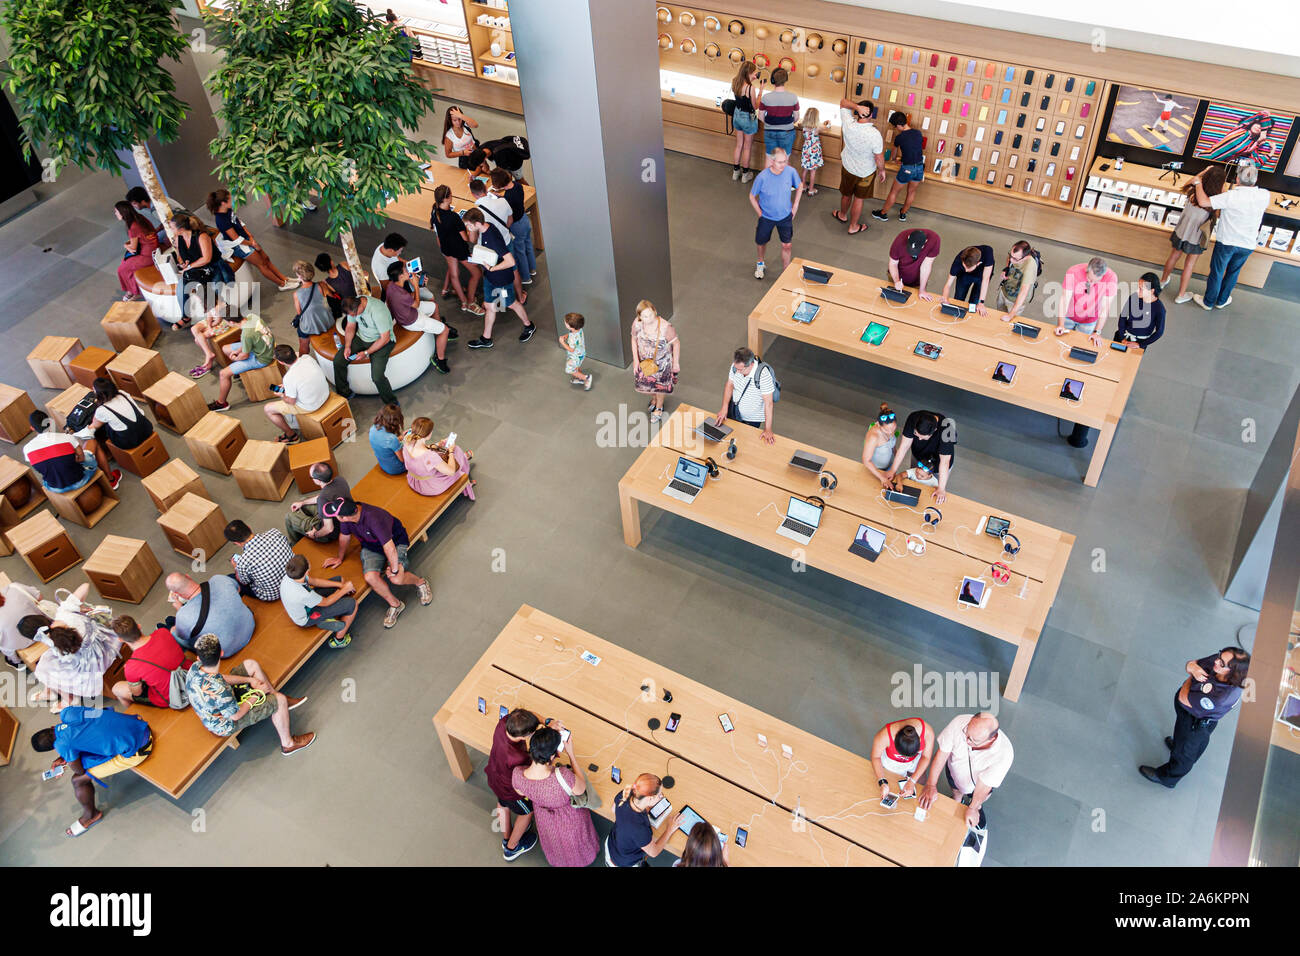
[204,0,439,288]
[0,0,189,222]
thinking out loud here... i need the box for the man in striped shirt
[759,68,800,164]
[22,412,96,492]
[715,347,776,445]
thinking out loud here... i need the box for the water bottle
[333,333,342,349]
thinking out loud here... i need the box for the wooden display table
[84,535,162,604]
[46,469,118,528]
[749,258,1143,487]
[184,412,247,475]
[0,385,37,444]
[144,372,207,435]
[45,384,91,432]
[27,337,84,389]
[108,431,168,478]
[157,492,227,560]
[100,300,161,351]
[65,346,115,389]
[294,392,354,448]
[142,459,209,513]
[288,437,336,493]
[7,510,81,581]
[106,345,166,399]
[437,606,969,866]
[231,440,294,501]
[0,455,47,556]
[619,405,1073,702]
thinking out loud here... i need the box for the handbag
[129,654,190,710]
[155,248,179,286]
[637,318,662,377]
[554,764,600,810]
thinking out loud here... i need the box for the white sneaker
[1159,276,1171,289]
[301,201,318,211]
[741,170,754,183]
[278,279,301,291]
[584,372,594,391]
[1192,294,1213,311]
[1173,292,1193,304]
[1214,296,1233,309]
[732,168,741,181]
[754,261,765,280]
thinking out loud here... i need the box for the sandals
[66,812,104,838]
[189,364,212,379]
[831,210,848,224]
[461,302,485,316]
[276,432,301,444]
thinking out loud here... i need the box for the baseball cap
[320,496,358,519]
[905,230,929,259]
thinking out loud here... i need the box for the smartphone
[445,431,458,450]
[649,796,673,826]
[1110,341,1129,352]
[611,766,622,784]
[269,384,284,394]
[477,696,487,715]
[559,728,571,749]
[718,713,734,733]
[735,826,749,848]
[42,766,66,781]
[666,712,681,732]
[881,792,900,808]
[499,704,509,719]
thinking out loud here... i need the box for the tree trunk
[339,226,373,296]
[131,143,173,225]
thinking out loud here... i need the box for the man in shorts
[184,632,315,755]
[748,147,803,280]
[264,344,329,443]
[833,98,884,235]
[320,496,432,629]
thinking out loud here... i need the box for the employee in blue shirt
[1140,647,1250,788]
[31,707,153,837]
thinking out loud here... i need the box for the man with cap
[919,712,1012,829]
[321,496,432,629]
[1140,647,1250,788]
[887,227,941,298]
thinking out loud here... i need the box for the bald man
[165,572,254,657]
[918,712,1014,830]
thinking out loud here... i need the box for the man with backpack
[715,347,778,445]
[996,241,1042,321]
[109,615,188,710]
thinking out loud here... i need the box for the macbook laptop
[662,456,708,504]
[801,265,832,284]
[789,449,828,472]
[880,286,912,305]
[884,485,922,506]
[696,420,732,442]
[849,523,887,562]
[775,495,823,545]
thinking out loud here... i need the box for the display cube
[143,372,207,435]
[7,511,81,582]
[141,459,209,513]
[0,384,37,444]
[46,384,91,432]
[27,337,84,389]
[100,300,161,352]
[297,393,353,448]
[157,492,227,560]
[287,437,337,493]
[84,535,162,604]
[239,363,283,402]
[212,326,243,368]
[184,412,247,475]
[65,346,116,389]
[231,439,293,501]
[0,455,46,557]
[46,469,118,529]
[108,430,168,478]
[106,345,166,399]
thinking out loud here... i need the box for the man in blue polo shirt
[1139,647,1250,788]
[31,707,153,837]
[748,147,803,281]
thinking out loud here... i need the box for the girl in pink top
[401,417,475,500]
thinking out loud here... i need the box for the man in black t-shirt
[939,245,996,315]
[872,111,926,222]
[881,410,955,503]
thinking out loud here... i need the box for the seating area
[309,326,435,395]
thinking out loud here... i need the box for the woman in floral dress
[512,724,599,867]
[630,299,679,425]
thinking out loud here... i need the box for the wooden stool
[84,535,162,604]
[184,412,247,475]
[65,347,116,389]
[27,337,84,389]
[0,384,37,444]
[108,430,168,478]
[288,437,337,493]
[144,372,207,434]
[45,469,118,528]
[212,326,243,368]
[0,455,47,557]
[142,459,209,513]
[106,345,166,399]
[157,492,227,560]
[100,300,160,351]
[0,706,18,767]
[7,511,81,581]
[45,384,91,432]
[239,363,283,402]
[231,440,293,501]
[297,393,353,448]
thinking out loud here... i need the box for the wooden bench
[308,325,435,395]
[118,464,471,799]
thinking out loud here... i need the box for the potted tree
[204,0,439,289]
[1,0,189,223]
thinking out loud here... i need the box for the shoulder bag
[637,318,661,377]
[554,764,601,810]
[128,654,190,710]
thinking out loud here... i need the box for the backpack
[1002,248,1044,304]
[130,655,190,710]
[721,98,736,134]
[63,394,99,433]
[737,360,781,412]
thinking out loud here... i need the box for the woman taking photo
[677,821,729,867]
[168,214,232,328]
[442,106,480,168]
[860,404,898,485]
[206,189,297,291]
[1161,166,1224,304]
[606,772,681,866]
[114,201,159,301]
[402,417,475,500]
[290,261,336,354]
[511,723,599,867]
[314,252,357,321]
[430,184,484,316]
[730,62,761,183]
[630,299,679,425]
[369,404,406,476]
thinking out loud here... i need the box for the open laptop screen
[787,496,823,528]
[675,457,707,488]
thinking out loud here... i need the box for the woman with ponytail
[606,772,681,866]
[114,200,159,300]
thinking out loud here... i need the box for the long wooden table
[385,162,544,251]
[747,258,1144,487]
[435,605,969,866]
[618,405,1074,702]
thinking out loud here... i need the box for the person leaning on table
[606,772,681,867]
[918,712,1013,830]
[870,716,936,799]
[880,409,955,504]
[716,347,776,445]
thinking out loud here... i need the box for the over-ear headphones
[1000,532,1021,556]
[753,52,770,68]
[922,506,943,527]
[990,562,1011,584]
[905,534,926,555]
[805,495,825,510]
[704,457,719,479]
[726,438,737,460]
[818,469,837,493]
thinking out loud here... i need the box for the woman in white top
[443,107,479,168]
[0,580,43,668]
[75,377,154,490]
[30,583,122,707]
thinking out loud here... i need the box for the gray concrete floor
[0,104,1294,866]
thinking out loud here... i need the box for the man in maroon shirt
[109,615,187,708]
[384,260,455,374]
[486,708,542,860]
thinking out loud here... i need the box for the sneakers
[383,601,406,628]
[301,201,318,212]
[286,694,308,711]
[1174,292,1194,304]
[1192,294,1213,311]
[519,324,536,343]
[108,470,123,491]
[467,337,494,349]
[732,167,742,181]
[754,261,766,280]
[446,325,459,340]
[328,633,352,649]
[189,365,211,379]
[870,209,890,221]
[281,732,316,756]
[571,377,586,386]
[417,578,433,606]
[462,302,485,316]
[278,279,301,292]
[1159,276,1171,289]
[431,356,450,374]
[521,276,533,285]
[207,399,230,411]
[740,170,754,183]
[898,211,908,222]
[503,828,538,861]
[584,372,594,391]
[1215,296,1233,309]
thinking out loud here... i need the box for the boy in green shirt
[209,313,276,410]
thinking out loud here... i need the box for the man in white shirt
[470,178,526,305]
[1193,162,1269,311]
[918,712,1013,830]
[714,347,776,445]
[263,345,330,443]
[371,233,434,301]
[834,98,885,235]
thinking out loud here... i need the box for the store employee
[1140,647,1250,789]
[1113,272,1166,349]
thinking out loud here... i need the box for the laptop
[696,420,732,442]
[884,484,922,506]
[801,265,832,284]
[775,495,823,545]
[1069,346,1098,363]
[1011,321,1040,339]
[849,523,887,562]
[662,456,708,503]
[939,302,966,318]
[792,301,820,324]
[1277,693,1300,732]
[789,449,828,472]
[880,286,912,305]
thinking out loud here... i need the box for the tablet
[1010,321,1040,339]
[1061,378,1084,401]
[861,321,889,345]
[407,256,423,274]
[675,804,708,837]
[792,301,820,324]
[1069,346,1098,363]
[939,302,966,318]
[915,341,942,360]
[958,576,990,608]
[992,361,1016,384]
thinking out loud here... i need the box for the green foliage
[0,0,189,176]
[205,0,439,241]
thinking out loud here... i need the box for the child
[279,554,359,649]
[560,312,593,389]
[485,708,542,860]
[1148,92,1186,134]
[799,107,829,195]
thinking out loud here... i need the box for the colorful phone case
[893,46,903,59]
[872,86,881,99]
[966,59,976,74]
[982,84,992,100]
[993,131,1003,145]
[906,92,915,106]
[1020,91,1030,107]
[970,165,979,180]
[1009,154,1018,168]
[927,74,936,88]
[910,71,918,85]
[960,102,970,117]
[924,95,933,110]
[1065,167,1076,180]
[1023,69,1034,84]
[1004,66,1015,82]
[942,99,951,113]
[1012,134,1022,148]
[945,77,954,92]
[1085,80,1095,96]
[873,65,883,80]
[930,52,939,67]
[957,122,967,137]
[1050,141,1060,156]
[1044,73,1054,89]
[1080,103,1090,118]
[911,50,920,64]
[948,55,958,71]
[1064,77,1075,92]
[939,119,949,134]
[1016,113,1026,128]
[875,45,885,57]
[889,89,898,103]
[1001,88,1011,104]
[975,126,985,142]
[986,169,997,184]
[1059,98,1070,114]
[891,68,900,82]
[985,63,996,78]
[996,109,1007,124]
[978,106,988,121]
[963,81,973,96]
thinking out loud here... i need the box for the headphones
[680,38,696,54]
[704,15,721,31]
[704,42,721,59]
[805,495,825,510]
[752,52,770,68]
[1000,532,1021,556]
[656,6,672,23]
[818,469,837,493]
[726,437,737,460]
[728,18,745,35]
[905,534,926,555]
[990,562,1011,584]
[658,33,673,50]
[678,11,696,26]
[922,506,943,528]
[704,457,719,479]
[778,56,797,74]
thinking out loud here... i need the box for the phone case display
[848,39,1102,207]
[372,3,473,74]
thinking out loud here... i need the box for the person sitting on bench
[321,496,432,630]
[23,411,96,493]
[385,259,454,375]
[109,615,186,709]
[280,554,359,649]
[165,572,253,657]
[334,295,398,406]
[285,462,350,545]
[224,520,294,601]
[208,313,276,412]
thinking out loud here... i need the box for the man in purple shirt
[321,497,431,629]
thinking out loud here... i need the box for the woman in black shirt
[1114,272,1166,349]
[168,215,231,328]
[430,184,484,316]
[313,253,357,320]
[606,773,680,867]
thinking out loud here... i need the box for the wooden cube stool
[108,430,168,477]
[144,372,207,434]
[100,300,160,352]
[142,459,209,513]
[7,511,81,581]
[106,345,166,399]
[157,492,227,560]
[46,469,118,528]
[0,384,37,444]
[65,347,116,389]
[84,535,162,604]
[212,326,243,368]
[27,337,84,389]
[0,455,47,557]
[297,392,353,448]
[231,440,293,501]
[184,412,247,475]
[239,363,283,402]
[0,706,18,767]
[46,384,91,432]
[287,437,337,493]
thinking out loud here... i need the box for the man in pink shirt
[1055,256,1116,348]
